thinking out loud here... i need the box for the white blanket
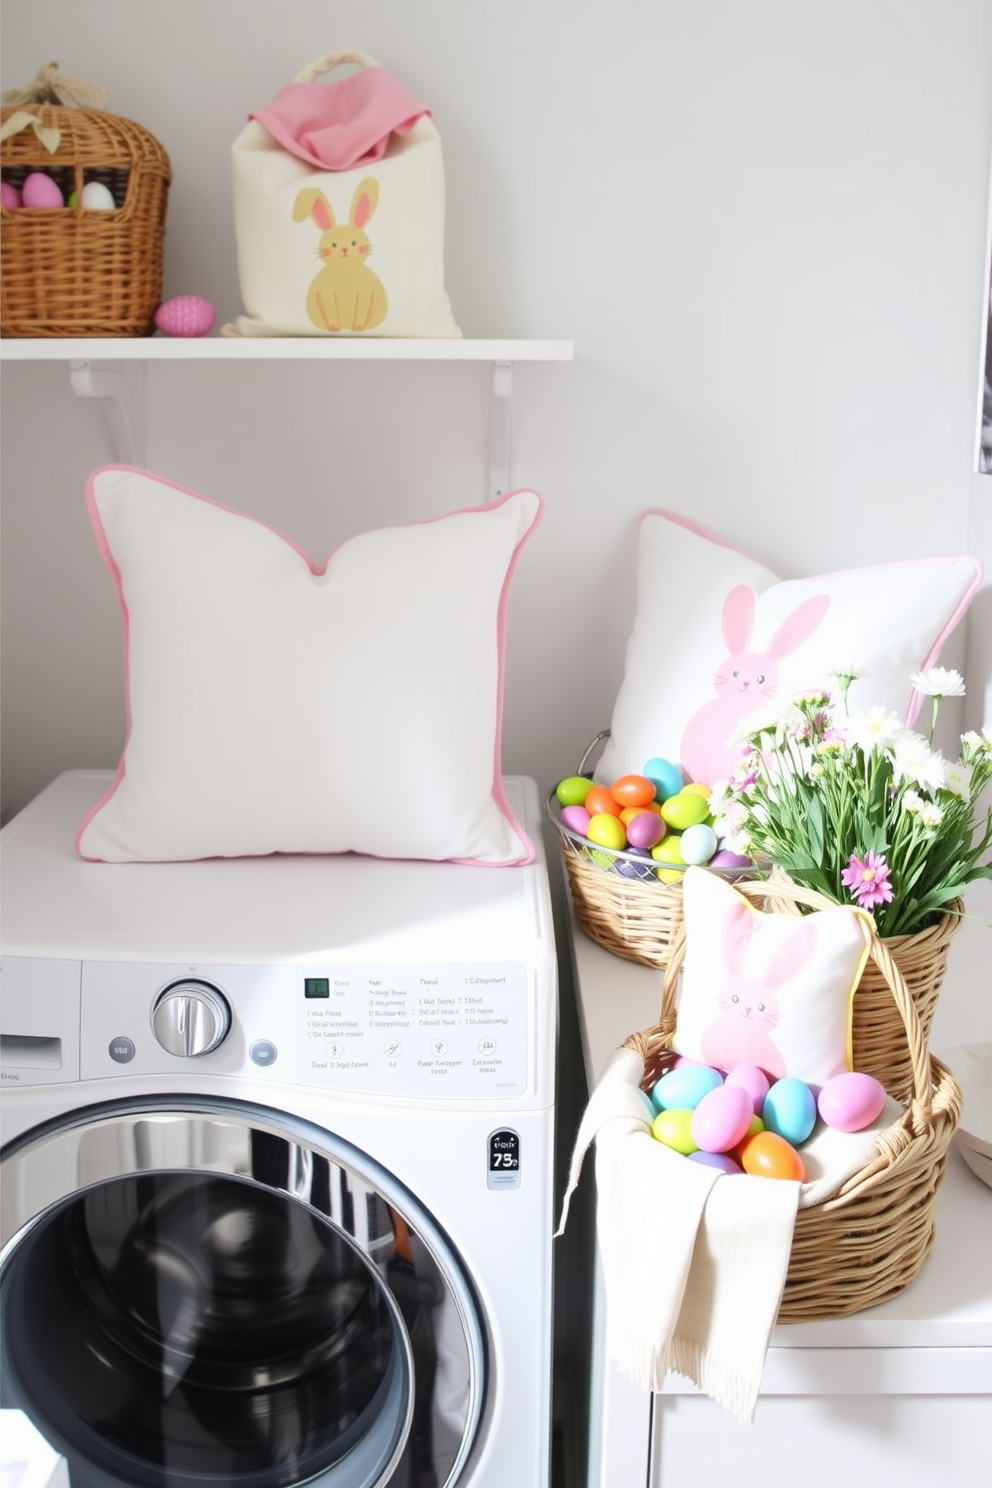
[557,1046,903,1422]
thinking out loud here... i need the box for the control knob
[152,980,231,1058]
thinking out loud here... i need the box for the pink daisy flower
[841,851,895,911]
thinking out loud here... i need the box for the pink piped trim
[76,466,542,866]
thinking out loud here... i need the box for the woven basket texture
[1,105,171,336]
[767,867,961,1103]
[625,878,962,1321]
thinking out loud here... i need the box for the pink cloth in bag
[250,67,431,171]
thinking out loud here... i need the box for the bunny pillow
[673,868,873,1087]
[597,510,983,787]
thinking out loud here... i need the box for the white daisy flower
[910,667,966,699]
[843,706,905,755]
[893,736,946,793]
[943,761,972,802]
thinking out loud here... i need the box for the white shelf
[2,337,572,494]
[0,336,573,362]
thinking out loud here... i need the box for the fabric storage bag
[225,50,460,338]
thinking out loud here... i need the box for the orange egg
[738,1130,805,1182]
[584,785,623,819]
[610,773,658,808]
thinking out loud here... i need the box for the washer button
[250,1040,278,1067]
[109,1037,136,1064]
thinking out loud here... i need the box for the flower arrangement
[710,667,992,938]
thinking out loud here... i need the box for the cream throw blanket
[557,1046,903,1422]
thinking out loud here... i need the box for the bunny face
[712,651,780,704]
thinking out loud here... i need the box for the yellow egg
[586,812,627,852]
[651,1107,697,1155]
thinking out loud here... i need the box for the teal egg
[642,756,684,803]
[652,1062,724,1113]
[762,1077,817,1146]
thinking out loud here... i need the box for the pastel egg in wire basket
[547,731,752,968]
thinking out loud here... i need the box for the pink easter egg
[724,1062,771,1117]
[625,810,665,851]
[817,1071,887,1133]
[690,1083,753,1154]
[21,172,64,208]
[154,295,216,338]
[559,804,591,837]
[1,181,22,209]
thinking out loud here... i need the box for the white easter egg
[81,180,116,210]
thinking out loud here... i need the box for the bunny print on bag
[679,584,830,785]
[293,177,388,333]
[699,900,819,1080]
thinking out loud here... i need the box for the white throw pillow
[77,468,541,864]
[598,510,983,788]
[673,868,872,1087]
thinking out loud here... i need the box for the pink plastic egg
[817,1071,886,1133]
[724,1063,770,1116]
[21,172,64,208]
[1,181,22,209]
[690,1083,753,1154]
[154,295,216,338]
[625,810,665,851]
[559,804,591,837]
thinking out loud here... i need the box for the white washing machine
[0,770,558,1488]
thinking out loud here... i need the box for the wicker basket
[549,731,747,968]
[1,104,171,336]
[767,868,962,1104]
[626,877,962,1320]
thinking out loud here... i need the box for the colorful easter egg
[660,791,710,831]
[21,172,63,208]
[611,773,657,808]
[559,805,591,836]
[817,1071,887,1133]
[615,847,653,879]
[651,835,686,883]
[1,181,22,209]
[762,1077,817,1146]
[81,179,116,209]
[154,295,217,338]
[557,776,593,807]
[738,1130,805,1181]
[681,782,712,800]
[586,813,627,851]
[690,1083,754,1154]
[652,1062,724,1113]
[679,822,718,865]
[689,1150,742,1175]
[709,849,754,871]
[584,785,623,819]
[625,810,665,851]
[651,1108,697,1155]
[643,756,683,802]
[724,1063,770,1116]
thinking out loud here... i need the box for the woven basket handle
[659,877,934,1123]
[294,50,380,84]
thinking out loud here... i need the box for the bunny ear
[766,593,830,661]
[721,900,755,975]
[765,918,818,989]
[350,176,380,228]
[293,188,335,232]
[721,586,755,653]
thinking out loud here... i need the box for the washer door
[0,1098,487,1488]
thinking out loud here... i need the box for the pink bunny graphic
[679,585,830,785]
[699,900,818,1080]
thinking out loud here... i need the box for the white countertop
[567,900,992,1353]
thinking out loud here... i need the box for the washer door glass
[0,1102,486,1488]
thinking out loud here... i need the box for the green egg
[659,791,710,831]
[651,835,686,884]
[651,1107,698,1155]
[556,775,593,808]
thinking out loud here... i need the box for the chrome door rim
[0,1095,487,1488]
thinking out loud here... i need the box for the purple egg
[625,811,665,851]
[689,1150,742,1175]
[710,849,753,870]
[615,847,653,880]
[559,804,591,837]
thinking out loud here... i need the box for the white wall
[3,1,992,1038]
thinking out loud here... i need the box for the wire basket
[548,731,748,968]
[625,877,963,1320]
[1,104,171,337]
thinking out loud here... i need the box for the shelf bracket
[488,360,513,501]
[69,359,145,466]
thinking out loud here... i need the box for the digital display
[304,977,330,999]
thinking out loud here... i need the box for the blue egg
[642,756,684,803]
[689,1150,742,1175]
[651,1061,724,1113]
[762,1077,817,1146]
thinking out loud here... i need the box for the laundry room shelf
[0,337,573,495]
